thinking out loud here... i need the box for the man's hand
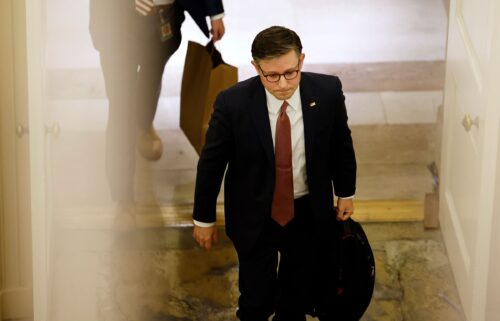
[210,19,225,42]
[193,225,218,250]
[336,198,354,221]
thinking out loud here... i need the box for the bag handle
[205,40,224,68]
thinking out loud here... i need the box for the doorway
[37,0,454,320]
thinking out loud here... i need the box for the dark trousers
[97,6,182,201]
[235,195,317,321]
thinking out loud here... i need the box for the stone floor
[51,222,465,321]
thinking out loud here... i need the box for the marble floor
[40,0,462,320]
[51,223,465,321]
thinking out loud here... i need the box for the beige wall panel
[0,0,21,291]
[0,0,33,319]
[12,0,33,292]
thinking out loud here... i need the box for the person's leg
[134,6,182,159]
[236,222,281,321]
[99,49,138,203]
[273,196,316,321]
[135,36,178,132]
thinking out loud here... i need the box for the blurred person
[89,0,225,229]
[192,26,357,321]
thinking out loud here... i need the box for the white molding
[455,1,484,92]
[444,191,471,273]
[25,0,48,320]
[471,7,500,320]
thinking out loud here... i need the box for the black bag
[313,218,375,320]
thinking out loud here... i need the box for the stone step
[351,124,438,201]
[47,61,444,100]
[49,123,437,210]
[357,163,435,200]
[54,199,424,230]
[351,123,438,165]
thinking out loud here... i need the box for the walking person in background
[192,26,357,320]
[89,0,225,230]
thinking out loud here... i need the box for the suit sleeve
[202,0,224,16]
[193,92,232,223]
[176,0,224,37]
[331,77,357,197]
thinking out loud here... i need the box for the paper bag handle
[205,40,224,68]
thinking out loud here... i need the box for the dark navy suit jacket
[89,0,224,50]
[193,72,357,254]
[177,0,224,37]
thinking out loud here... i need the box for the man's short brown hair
[251,26,303,62]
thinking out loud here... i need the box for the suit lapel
[300,73,319,159]
[250,80,275,164]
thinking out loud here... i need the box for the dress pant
[99,50,138,201]
[235,195,317,321]
[135,5,182,131]
[97,5,182,201]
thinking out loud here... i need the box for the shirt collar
[265,86,301,115]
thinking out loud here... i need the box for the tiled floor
[43,0,459,320]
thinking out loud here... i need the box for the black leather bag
[313,218,376,320]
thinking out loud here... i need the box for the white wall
[45,0,448,70]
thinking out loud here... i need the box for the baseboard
[0,287,33,320]
[55,199,423,230]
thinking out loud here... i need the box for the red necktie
[271,101,294,226]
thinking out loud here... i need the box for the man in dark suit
[89,0,224,228]
[192,26,357,321]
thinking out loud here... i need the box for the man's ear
[299,53,305,68]
[251,60,260,74]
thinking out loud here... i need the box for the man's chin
[273,90,293,100]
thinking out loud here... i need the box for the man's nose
[277,75,288,88]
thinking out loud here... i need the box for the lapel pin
[309,101,316,107]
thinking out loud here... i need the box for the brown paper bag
[180,41,238,154]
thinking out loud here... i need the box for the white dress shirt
[265,87,309,199]
[266,87,354,201]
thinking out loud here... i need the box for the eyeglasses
[258,62,300,83]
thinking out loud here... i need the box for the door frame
[25,0,50,320]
